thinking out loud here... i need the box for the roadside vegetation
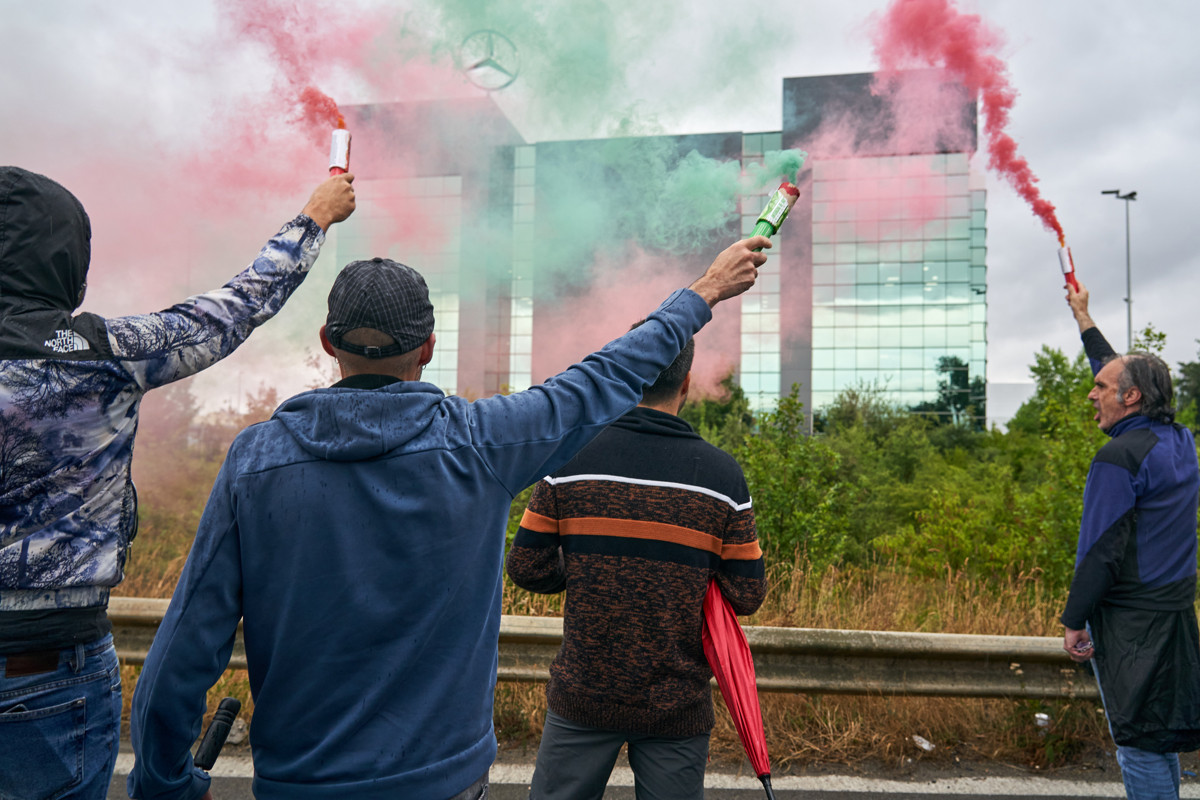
[116,331,1200,772]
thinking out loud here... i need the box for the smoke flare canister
[1058,246,1079,291]
[329,129,351,175]
[751,182,800,250]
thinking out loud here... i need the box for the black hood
[0,166,91,312]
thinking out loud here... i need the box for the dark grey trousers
[528,710,710,800]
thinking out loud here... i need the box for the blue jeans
[529,710,710,800]
[0,635,122,800]
[1088,623,1182,800]
[1115,747,1180,800]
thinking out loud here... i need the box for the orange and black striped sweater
[506,406,766,737]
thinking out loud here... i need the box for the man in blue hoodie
[1062,282,1200,800]
[0,166,355,800]
[128,242,767,800]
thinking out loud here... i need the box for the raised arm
[108,175,356,390]
[1066,280,1096,335]
[1067,281,1117,374]
[471,236,770,495]
[300,173,356,231]
[688,236,770,307]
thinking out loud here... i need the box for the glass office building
[739,132,786,412]
[335,72,986,425]
[334,175,465,395]
[808,153,987,412]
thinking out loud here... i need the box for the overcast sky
[3,0,1197,412]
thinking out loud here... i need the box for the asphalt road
[108,748,1200,799]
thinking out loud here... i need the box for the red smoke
[299,86,344,131]
[872,0,1065,244]
[221,0,379,144]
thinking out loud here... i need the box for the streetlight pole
[1101,189,1137,350]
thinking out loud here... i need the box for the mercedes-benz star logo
[459,30,520,92]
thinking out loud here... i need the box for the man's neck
[637,400,683,416]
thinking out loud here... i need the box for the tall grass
[116,389,1108,771]
[120,517,1108,771]
[500,558,1109,771]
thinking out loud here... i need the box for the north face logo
[44,329,90,354]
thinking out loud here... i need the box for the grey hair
[1116,352,1176,424]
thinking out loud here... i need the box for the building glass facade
[740,132,785,412]
[335,176,463,395]
[808,153,987,414]
[334,73,986,421]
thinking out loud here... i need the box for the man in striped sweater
[507,326,767,799]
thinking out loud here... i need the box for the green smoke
[411,0,794,139]
[415,0,670,134]
[750,149,809,187]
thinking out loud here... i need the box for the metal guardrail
[109,597,1097,700]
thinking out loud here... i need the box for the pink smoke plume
[534,246,742,399]
[300,86,345,131]
[221,0,376,141]
[872,0,1065,244]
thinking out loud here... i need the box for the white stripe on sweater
[542,473,752,512]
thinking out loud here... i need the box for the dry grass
[116,433,1107,772]
[753,556,1064,636]
[704,559,1109,773]
[495,558,1110,773]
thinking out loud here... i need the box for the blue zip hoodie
[128,288,712,800]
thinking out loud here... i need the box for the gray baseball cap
[325,257,435,358]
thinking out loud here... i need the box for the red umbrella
[702,577,775,799]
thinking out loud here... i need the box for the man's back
[129,238,771,800]
[199,381,510,791]
[129,288,727,800]
[508,407,766,736]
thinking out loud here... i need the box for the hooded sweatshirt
[0,166,325,649]
[127,289,712,800]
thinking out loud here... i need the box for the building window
[740,133,785,412]
[809,154,987,420]
[335,176,463,395]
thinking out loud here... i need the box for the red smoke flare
[224,1,365,144]
[872,0,1065,244]
[299,85,344,131]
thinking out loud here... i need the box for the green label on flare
[757,190,791,229]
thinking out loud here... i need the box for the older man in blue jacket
[1062,282,1200,800]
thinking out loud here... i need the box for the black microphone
[194,697,242,771]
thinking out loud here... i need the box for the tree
[679,372,755,454]
[909,356,986,430]
[1132,323,1167,356]
[735,387,852,564]
[1176,340,1200,431]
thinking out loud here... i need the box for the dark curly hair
[630,319,694,405]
